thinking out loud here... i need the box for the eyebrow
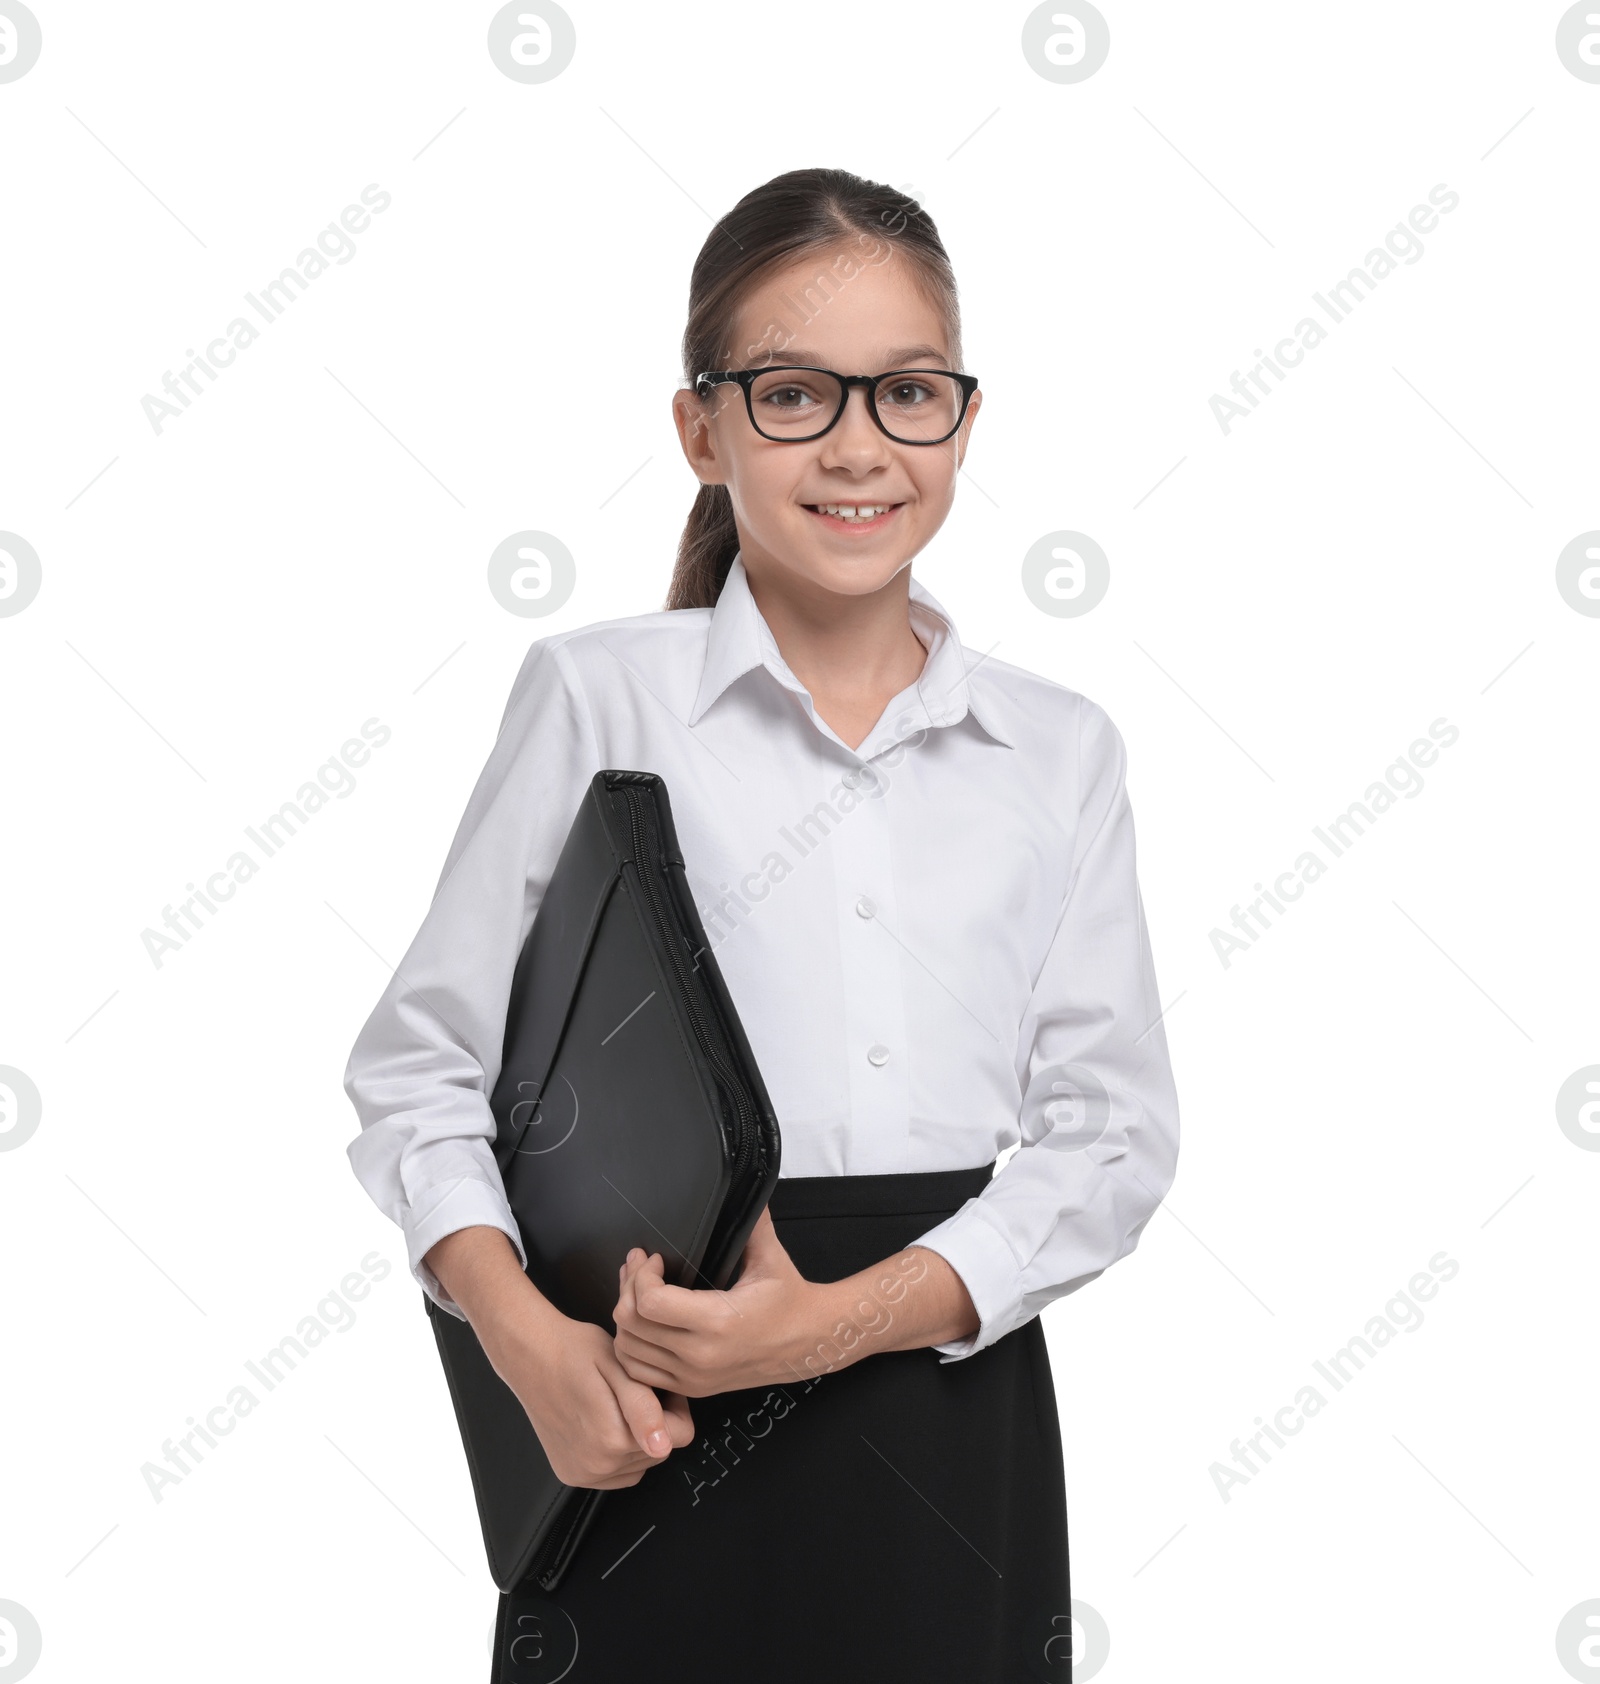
[768,344,950,368]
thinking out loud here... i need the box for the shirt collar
[687,550,1014,755]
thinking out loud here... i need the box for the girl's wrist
[804,1248,974,1367]
[794,1277,888,1378]
[475,1282,579,1402]
[428,1226,564,1353]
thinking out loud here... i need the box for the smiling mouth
[803,501,904,527]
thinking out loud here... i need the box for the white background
[2,2,1597,1679]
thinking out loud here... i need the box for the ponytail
[666,482,739,611]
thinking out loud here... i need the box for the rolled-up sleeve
[342,637,599,1318]
[910,697,1180,1362]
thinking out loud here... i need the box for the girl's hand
[486,1308,697,1489]
[611,1206,838,1397]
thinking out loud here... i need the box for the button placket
[831,760,911,1167]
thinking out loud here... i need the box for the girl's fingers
[661,1389,697,1448]
[617,1349,676,1390]
[614,1252,667,1340]
[609,1367,675,1458]
[617,1319,679,1361]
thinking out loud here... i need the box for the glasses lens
[747,368,844,438]
[873,371,965,442]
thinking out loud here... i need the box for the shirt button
[867,1043,890,1067]
[855,896,876,919]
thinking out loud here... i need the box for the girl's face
[672,242,981,602]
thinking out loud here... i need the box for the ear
[952,387,982,468]
[671,386,728,488]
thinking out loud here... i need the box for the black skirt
[490,1161,1072,1683]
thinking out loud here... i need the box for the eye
[750,370,835,412]
[882,379,936,405]
[762,384,817,411]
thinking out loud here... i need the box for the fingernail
[649,1430,669,1454]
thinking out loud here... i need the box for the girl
[343,166,1180,1682]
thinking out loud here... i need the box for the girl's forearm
[801,1246,980,1375]
[424,1225,568,1363]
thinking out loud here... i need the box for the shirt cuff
[403,1175,528,1320]
[908,1198,1027,1364]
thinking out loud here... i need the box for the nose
[816,382,893,471]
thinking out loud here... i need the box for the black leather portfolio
[425,769,783,1593]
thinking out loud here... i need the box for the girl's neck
[742,556,929,752]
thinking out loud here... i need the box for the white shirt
[343,553,1180,1362]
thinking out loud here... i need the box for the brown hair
[665,168,964,612]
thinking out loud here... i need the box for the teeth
[814,504,892,520]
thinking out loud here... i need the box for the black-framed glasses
[694,365,980,446]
